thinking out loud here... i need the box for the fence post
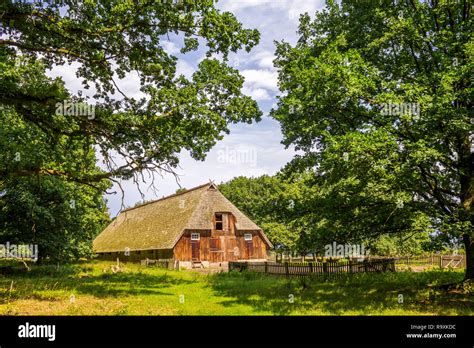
[323,261,328,278]
[285,262,289,278]
[364,259,368,272]
[348,259,353,274]
[309,262,313,274]
[264,261,268,274]
[439,256,443,269]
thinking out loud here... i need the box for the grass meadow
[0,261,472,315]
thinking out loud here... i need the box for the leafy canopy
[271,0,472,264]
[0,0,262,188]
[0,0,262,260]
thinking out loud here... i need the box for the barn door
[209,237,222,262]
[246,240,254,259]
[191,241,200,261]
[227,237,238,261]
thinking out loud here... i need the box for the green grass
[0,261,472,315]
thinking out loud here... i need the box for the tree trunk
[463,234,474,280]
[459,136,473,280]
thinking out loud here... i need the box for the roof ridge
[121,182,216,214]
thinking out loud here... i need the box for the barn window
[191,233,200,241]
[215,213,223,230]
[244,233,252,241]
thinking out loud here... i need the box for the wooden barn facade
[93,183,272,264]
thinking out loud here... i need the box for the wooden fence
[273,254,466,269]
[140,258,173,269]
[440,255,465,268]
[390,255,465,269]
[229,259,396,278]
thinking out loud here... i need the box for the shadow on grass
[0,263,196,300]
[0,263,92,278]
[74,272,195,298]
[207,269,471,315]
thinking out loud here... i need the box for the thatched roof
[93,183,272,253]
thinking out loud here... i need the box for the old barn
[93,183,272,267]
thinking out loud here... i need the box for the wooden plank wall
[173,230,211,261]
[173,212,269,261]
[97,249,173,262]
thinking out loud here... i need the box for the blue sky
[47,0,326,217]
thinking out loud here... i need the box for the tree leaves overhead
[271,0,472,273]
[0,0,262,186]
[0,0,262,261]
[1,0,260,97]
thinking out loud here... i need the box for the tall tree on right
[272,0,472,279]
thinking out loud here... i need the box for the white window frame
[191,233,200,241]
[244,233,252,241]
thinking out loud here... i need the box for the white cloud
[250,49,276,70]
[161,40,181,55]
[114,71,147,100]
[47,62,147,101]
[242,86,272,101]
[219,0,273,12]
[241,68,279,92]
[219,0,325,22]
[176,59,195,78]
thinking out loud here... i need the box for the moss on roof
[93,183,272,253]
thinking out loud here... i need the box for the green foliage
[0,176,109,261]
[0,1,262,261]
[271,0,473,270]
[0,106,110,261]
[220,174,440,255]
[0,0,262,185]
[369,231,431,256]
